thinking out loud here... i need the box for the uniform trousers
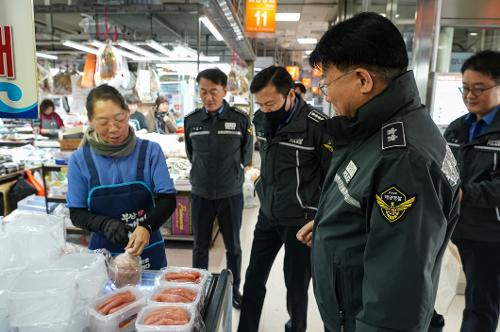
[192,193,243,291]
[238,210,311,332]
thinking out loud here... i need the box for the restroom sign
[245,0,277,33]
[0,0,38,118]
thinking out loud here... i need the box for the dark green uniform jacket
[312,71,460,332]
[254,97,333,225]
[444,109,500,243]
[184,100,253,199]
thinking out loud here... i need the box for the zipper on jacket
[335,264,346,331]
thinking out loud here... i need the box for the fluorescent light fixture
[305,50,313,55]
[297,38,317,45]
[379,13,387,17]
[469,32,478,36]
[62,40,100,54]
[90,40,142,61]
[173,44,198,58]
[276,13,301,22]
[147,40,175,57]
[200,16,224,41]
[117,40,161,59]
[36,52,58,60]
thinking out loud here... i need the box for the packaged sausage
[89,286,146,332]
[135,304,202,332]
[148,284,202,310]
[109,252,142,288]
[158,267,209,292]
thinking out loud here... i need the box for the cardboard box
[171,195,192,235]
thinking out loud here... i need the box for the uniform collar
[323,71,421,146]
[465,106,499,127]
[199,100,228,121]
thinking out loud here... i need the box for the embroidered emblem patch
[375,186,416,224]
[381,122,406,150]
[225,122,237,130]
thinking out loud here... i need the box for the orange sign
[302,78,311,89]
[312,66,322,78]
[311,86,321,95]
[245,0,276,33]
[286,66,300,81]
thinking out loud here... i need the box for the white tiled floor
[166,206,499,332]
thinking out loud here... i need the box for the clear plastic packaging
[109,252,142,288]
[51,252,108,300]
[3,210,65,267]
[89,286,146,332]
[158,267,209,292]
[135,304,199,332]
[148,284,202,310]
[8,269,77,326]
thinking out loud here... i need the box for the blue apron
[84,140,167,270]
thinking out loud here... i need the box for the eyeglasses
[459,85,499,97]
[319,70,355,96]
[93,111,128,127]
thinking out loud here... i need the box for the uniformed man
[238,66,332,332]
[297,12,460,331]
[444,50,500,332]
[184,68,253,309]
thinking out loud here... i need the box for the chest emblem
[192,126,204,132]
[225,122,237,130]
[375,186,416,224]
[342,160,358,185]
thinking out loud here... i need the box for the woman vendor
[67,85,176,269]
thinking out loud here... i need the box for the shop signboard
[430,72,468,128]
[0,0,38,118]
[286,66,300,81]
[245,0,277,33]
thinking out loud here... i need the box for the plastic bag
[52,71,72,95]
[243,168,260,208]
[81,53,96,88]
[109,252,142,288]
[94,40,131,90]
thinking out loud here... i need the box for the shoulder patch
[230,107,250,118]
[184,109,201,119]
[375,185,416,224]
[307,110,328,123]
[381,122,406,150]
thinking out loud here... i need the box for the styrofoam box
[51,252,108,300]
[158,267,209,292]
[89,286,146,332]
[9,269,77,326]
[148,284,202,310]
[3,210,65,267]
[135,304,196,332]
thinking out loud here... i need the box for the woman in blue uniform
[67,85,177,269]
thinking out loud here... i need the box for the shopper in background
[294,81,307,99]
[444,50,500,332]
[154,96,177,134]
[298,12,460,331]
[238,66,332,332]
[184,68,253,309]
[124,94,148,133]
[67,85,177,270]
[39,99,64,138]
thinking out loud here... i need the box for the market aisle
[165,206,500,332]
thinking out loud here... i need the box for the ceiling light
[173,44,198,58]
[395,14,400,18]
[379,13,387,17]
[297,38,317,45]
[305,50,313,55]
[147,40,175,57]
[276,13,301,22]
[200,16,224,41]
[117,40,161,59]
[62,40,100,54]
[469,32,478,36]
[36,52,58,60]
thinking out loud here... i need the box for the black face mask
[264,96,289,130]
